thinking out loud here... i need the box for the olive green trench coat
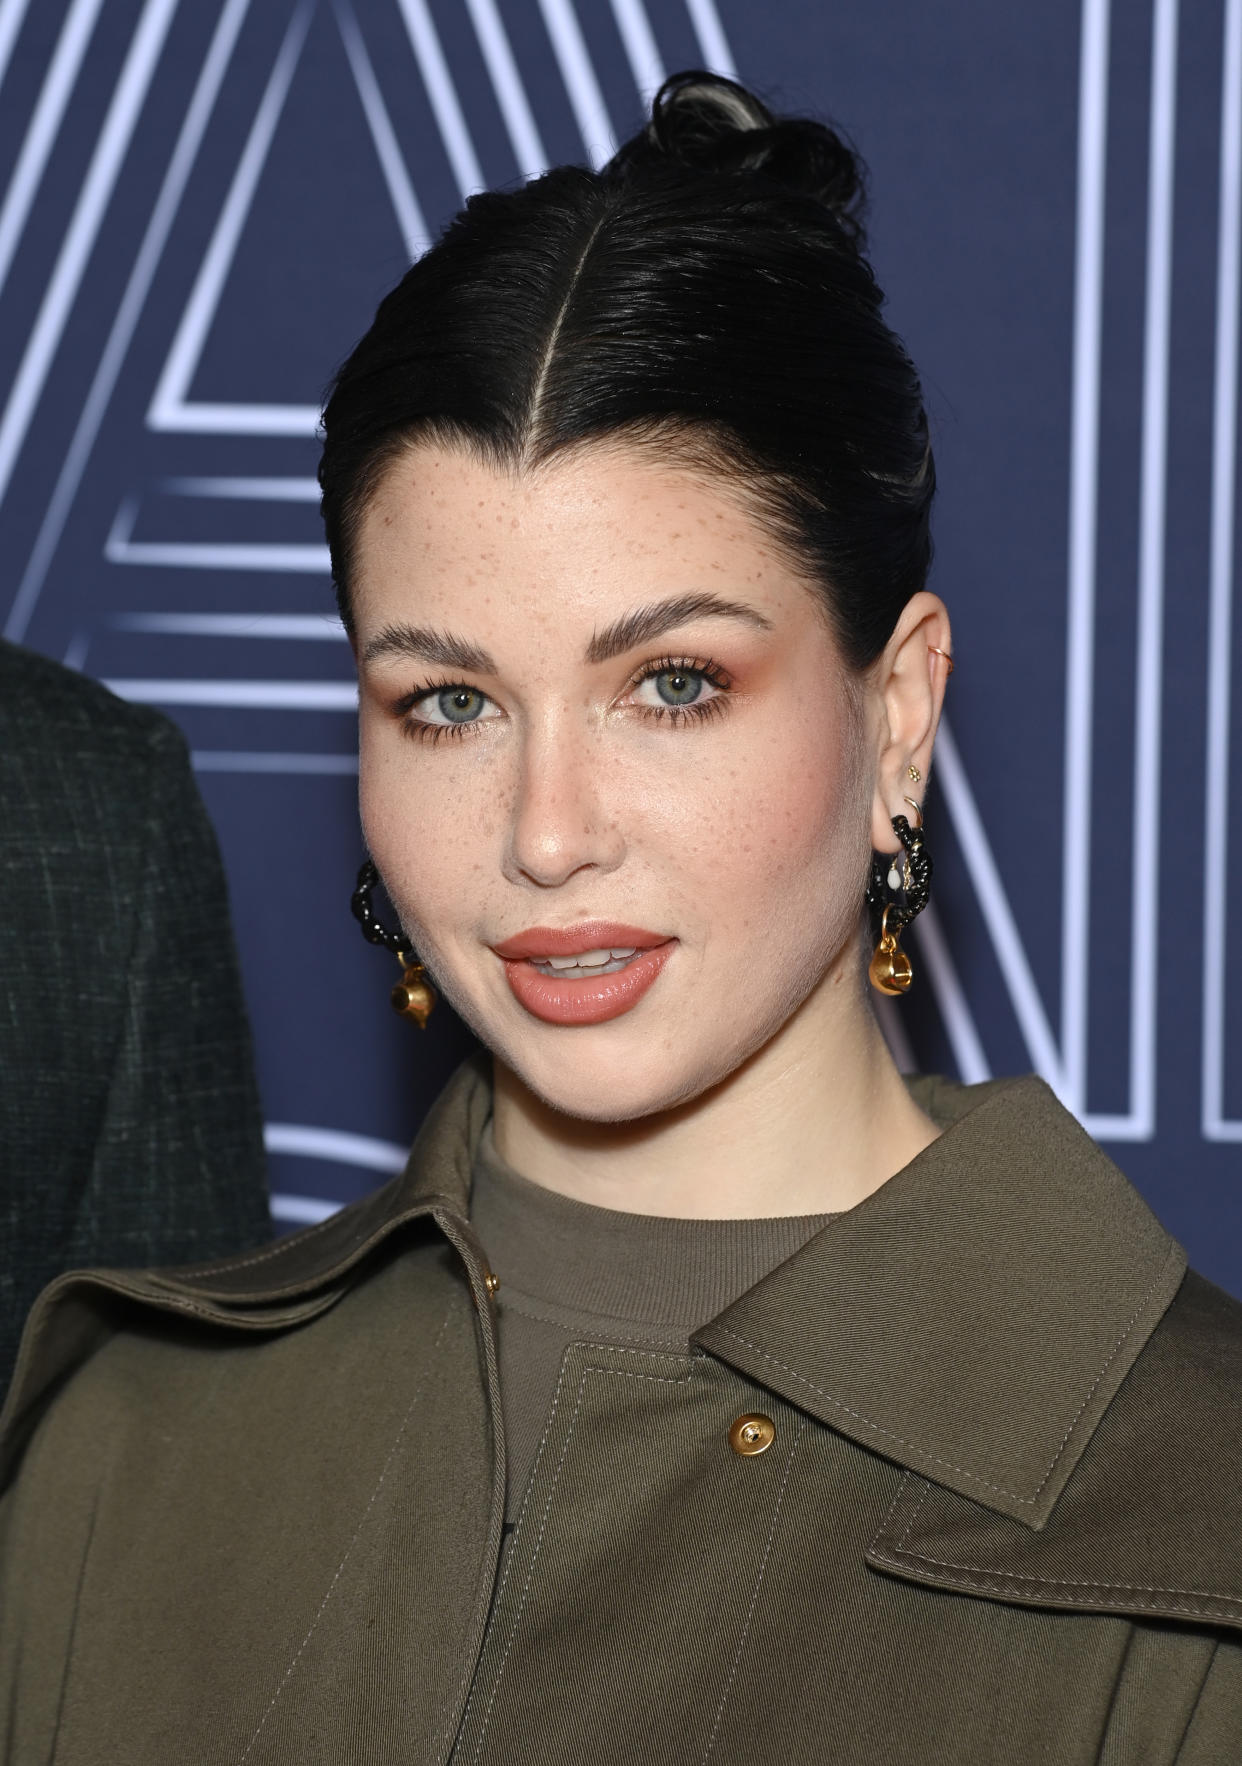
[3,1056,1242,1764]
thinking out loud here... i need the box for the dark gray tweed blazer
[0,640,271,1404]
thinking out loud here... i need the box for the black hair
[318,71,934,670]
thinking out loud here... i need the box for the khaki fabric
[2,1053,1241,1764]
[469,1118,835,1513]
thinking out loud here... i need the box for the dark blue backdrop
[3,0,1240,1292]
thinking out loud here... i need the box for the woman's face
[353,441,879,1122]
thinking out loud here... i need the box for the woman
[2,72,1240,1766]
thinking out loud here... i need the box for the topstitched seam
[877,1546,1242,1609]
[700,1417,808,1763]
[449,1343,587,1746]
[894,1478,933,1552]
[237,1301,456,1761]
[865,1551,1242,1621]
[464,1354,696,1761]
[495,1291,692,1346]
[465,1366,595,1763]
[715,1245,1175,1506]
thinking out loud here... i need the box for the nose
[503,709,625,889]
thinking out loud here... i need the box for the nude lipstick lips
[492,923,675,1025]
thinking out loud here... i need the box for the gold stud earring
[908,764,921,783]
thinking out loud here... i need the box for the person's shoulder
[0,639,188,770]
[0,1167,452,1488]
[1140,1262,1242,1421]
[867,1072,1242,1632]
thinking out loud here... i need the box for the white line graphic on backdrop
[148,0,429,439]
[536,0,614,166]
[266,1123,406,1169]
[0,0,179,515]
[115,611,346,638]
[932,721,1064,1086]
[1054,0,1176,1138]
[267,1124,406,1224]
[393,0,485,194]
[1204,0,1242,1141]
[192,749,358,772]
[0,0,105,304]
[163,474,320,499]
[464,0,547,173]
[685,0,737,77]
[609,0,665,100]
[334,0,429,241]
[909,899,991,1084]
[1061,0,1109,1121]
[1105,0,1176,1141]
[0,0,33,96]
[3,0,254,642]
[145,1,316,437]
[103,678,357,707]
[105,493,330,571]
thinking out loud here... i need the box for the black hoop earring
[864,810,933,996]
[350,860,438,1028]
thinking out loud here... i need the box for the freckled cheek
[357,721,510,912]
[633,717,861,939]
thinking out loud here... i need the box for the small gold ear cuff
[929,645,955,674]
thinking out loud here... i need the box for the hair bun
[610,71,867,249]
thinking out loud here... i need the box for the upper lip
[491,923,673,960]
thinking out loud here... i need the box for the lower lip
[500,942,676,1025]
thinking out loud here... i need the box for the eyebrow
[360,593,774,672]
[584,593,774,664]
[361,624,494,672]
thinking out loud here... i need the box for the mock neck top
[469,1116,837,1512]
[469,1116,837,1326]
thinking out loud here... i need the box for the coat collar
[133,1053,1183,1536]
[694,1071,1185,1529]
[9,1053,1240,1636]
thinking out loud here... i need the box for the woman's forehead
[350,441,818,639]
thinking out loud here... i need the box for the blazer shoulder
[0,639,189,769]
[869,1266,1242,1633]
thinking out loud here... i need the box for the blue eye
[434,687,486,723]
[652,667,705,707]
[631,656,731,722]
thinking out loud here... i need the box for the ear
[868,591,953,854]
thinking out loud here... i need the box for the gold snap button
[483,1270,500,1297]
[729,1413,775,1456]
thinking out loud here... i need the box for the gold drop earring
[349,860,438,1028]
[864,793,933,996]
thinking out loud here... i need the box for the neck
[489,949,940,1219]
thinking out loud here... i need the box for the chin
[525,1058,705,1124]
[494,1006,787,1127]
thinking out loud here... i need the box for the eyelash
[396,654,734,745]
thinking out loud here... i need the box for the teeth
[543,946,636,970]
